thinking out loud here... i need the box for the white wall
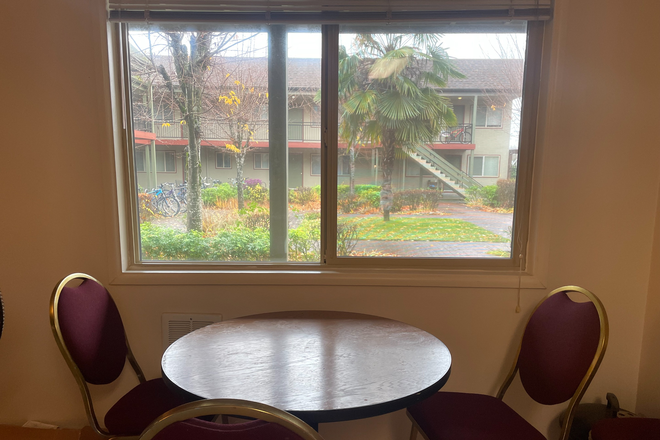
[1,1,660,439]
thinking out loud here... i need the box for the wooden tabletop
[161,311,451,425]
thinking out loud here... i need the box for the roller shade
[108,0,552,22]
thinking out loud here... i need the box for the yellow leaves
[266,92,269,98]
[490,104,497,111]
[226,73,231,78]
[161,122,171,127]
[180,120,186,125]
[243,124,250,130]
[225,144,241,153]
[234,80,241,86]
[207,65,211,71]
[250,87,254,93]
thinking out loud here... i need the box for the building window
[156,151,176,172]
[118,16,542,269]
[135,150,145,172]
[338,156,350,175]
[216,152,231,168]
[254,152,269,170]
[472,156,500,177]
[476,106,504,128]
[311,154,321,175]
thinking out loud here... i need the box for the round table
[161,311,451,428]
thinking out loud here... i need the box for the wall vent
[162,313,222,351]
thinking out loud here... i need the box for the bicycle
[146,184,180,217]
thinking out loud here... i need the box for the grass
[345,216,509,242]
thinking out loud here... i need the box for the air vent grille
[162,313,222,351]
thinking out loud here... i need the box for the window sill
[110,266,546,289]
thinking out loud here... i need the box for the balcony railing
[438,123,473,144]
[134,120,322,143]
[134,119,471,145]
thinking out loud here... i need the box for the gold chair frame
[408,285,609,440]
[50,273,148,440]
[138,399,325,440]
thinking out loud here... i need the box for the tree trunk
[236,153,245,210]
[349,145,356,195]
[380,132,396,221]
[186,117,203,232]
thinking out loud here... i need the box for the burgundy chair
[50,273,190,439]
[590,417,660,440]
[407,286,609,440]
[138,399,324,440]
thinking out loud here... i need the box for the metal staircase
[408,145,482,198]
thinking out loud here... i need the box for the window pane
[487,107,503,127]
[472,156,484,176]
[311,154,321,175]
[128,24,321,263]
[484,157,499,177]
[337,23,526,259]
[476,107,487,127]
[135,150,145,172]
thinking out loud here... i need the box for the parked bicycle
[146,184,180,217]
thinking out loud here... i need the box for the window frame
[216,152,232,169]
[114,20,544,273]
[311,153,321,176]
[254,152,269,170]
[472,155,501,178]
[155,150,177,173]
[476,105,504,129]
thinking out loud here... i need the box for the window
[476,106,504,128]
[311,154,321,175]
[216,152,231,168]
[156,151,176,172]
[338,156,350,175]
[254,153,269,170]
[116,11,544,269]
[472,156,500,177]
[135,150,145,172]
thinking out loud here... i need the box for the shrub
[238,204,270,229]
[289,187,320,205]
[337,220,359,256]
[138,193,158,222]
[140,223,270,261]
[244,178,265,188]
[466,185,498,207]
[496,179,516,209]
[244,183,268,204]
[202,183,237,206]
[288,217,321,262]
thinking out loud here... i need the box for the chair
[590,417,660,440]
[50,273,190,439]
[407,285,609,440]
[138,398,325,440]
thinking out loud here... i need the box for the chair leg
[409,425,418,440]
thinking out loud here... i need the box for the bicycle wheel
[158,197,180,217]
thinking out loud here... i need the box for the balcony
[134,120,322,143]
[438,124,473,144]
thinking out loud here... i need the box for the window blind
[108,0,552,22]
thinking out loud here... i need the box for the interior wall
[1,0,659,439]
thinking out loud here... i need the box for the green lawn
[345,216,509,242]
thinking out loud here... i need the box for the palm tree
[339,34,464,221]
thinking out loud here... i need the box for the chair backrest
[50,273,128,384]
[139,399,325,440]
[497,286,608,440]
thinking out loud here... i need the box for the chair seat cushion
[407,392,546,440]
[104,378,190,436]
[590,417,660,440]
[154,418,307,440]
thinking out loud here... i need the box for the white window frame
[216,152,232,169]
[112,19,545,277]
